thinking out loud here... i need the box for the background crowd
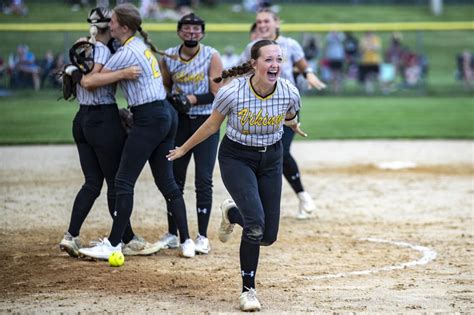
[0,0,472,93]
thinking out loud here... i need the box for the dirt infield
[0,141,473,313]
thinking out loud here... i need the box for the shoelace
[243,287,257,301]
[89,238,107,247]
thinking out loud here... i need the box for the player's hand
[122,66,141,80]
[306,72,327,90]
[291,123,308,137]
[167,146,186,161]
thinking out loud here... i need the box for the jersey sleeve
[212,80,237,115]
[288,37,305,64]
[94,43,111,66]
[287,81,301,116]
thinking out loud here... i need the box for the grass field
[0,90,472,144]
[0,3,472,144]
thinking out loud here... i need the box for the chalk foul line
[303,237,437,281]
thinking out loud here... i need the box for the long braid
[139,28,178,60]
[213,62,253,83]
[114,3,178,60]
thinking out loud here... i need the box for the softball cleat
[59,231,81,258]
[219,199,236,243]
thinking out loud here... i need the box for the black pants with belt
[108,100,190,246]
[69,104,135,242]
[167,113,220,237]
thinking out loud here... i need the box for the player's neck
[180,45,199,60]
[250,75,275,97]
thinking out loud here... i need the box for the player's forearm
[180,111,224,153]
[81,70,126,90]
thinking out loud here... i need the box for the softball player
[167,40,307,312]
[241,8,326,220]
[156,13,223,254]
[78,3,195,260]
[59,7,159,258]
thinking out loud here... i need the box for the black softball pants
[69,104,135,242]
[108,101,190,246]
[282,125,304,194]
[167,114,219,237]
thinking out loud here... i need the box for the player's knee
[243,225,264,244]
[82,179,103,197]
[163,189,183,202]
[114,177,134,195]
[260,235,277,247]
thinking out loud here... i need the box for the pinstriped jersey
[163,44,217,116]
[240,36,305,85]
[76,42,116,105]
[213,76,300,147]
[105,36,167,106]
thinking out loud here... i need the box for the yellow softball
[108,251,125,267]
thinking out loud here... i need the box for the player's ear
[250,58,257,69]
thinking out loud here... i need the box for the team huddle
[59,4,325,312]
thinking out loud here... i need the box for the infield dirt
[0,141,472,313]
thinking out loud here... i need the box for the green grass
[300,95,474,139]
[0,90,472,144]
[0,3,472,144]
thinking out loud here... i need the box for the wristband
[303,68,314,79]
[284,115,298,126]
[195,93,215,105]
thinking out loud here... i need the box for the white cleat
[155,232,179,250]
[180,238,195,258]
[78,238,121,260]
[122,235,160,256]
[298,191,316,214]
[239,288,261,312]
[59,231,81,257]
[194,234,211,255]
[219,199,236,243]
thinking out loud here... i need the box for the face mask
[184,40,199,48]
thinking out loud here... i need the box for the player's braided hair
[113,3,177,60]
[213,39,278,83]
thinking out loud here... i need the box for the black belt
[224,135,279,153]
[79,103,117,111]
[131,100,165,113]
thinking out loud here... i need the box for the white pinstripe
[213,76,300,147]
[76,42,116,105]
[163,44,218,115]
[105,36,167,106]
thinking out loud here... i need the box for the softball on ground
[108,251,125,267]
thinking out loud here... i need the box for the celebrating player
[241,8,326,219]
[156,13,223,255]
[78,3,195,260]
[167,40,307,312]
[59,7,159,258]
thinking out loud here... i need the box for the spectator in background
[44,53,65,89]
[39,50,55,88]
[302,33,320,73]
[343,31,359,80]
[8,44,40,91]
[456,50,474,90]
[139,0,180,20]
[384,32,404,80]
[3,0,28,16]
[324,31,345,94]
[0,54,7,87]
[359,31,382,94]
[221,46,240,70]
